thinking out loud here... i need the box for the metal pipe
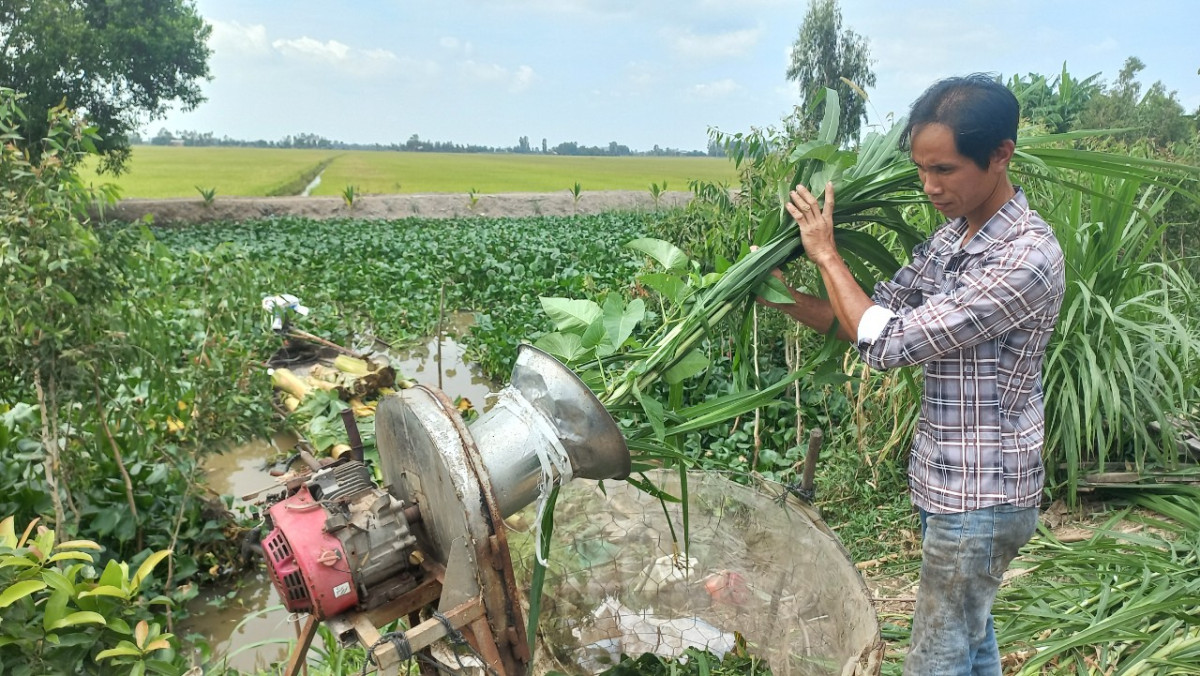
[403,504,422,525]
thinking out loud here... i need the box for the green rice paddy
[81,146,739,198]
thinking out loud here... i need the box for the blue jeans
[903,505,1038,676]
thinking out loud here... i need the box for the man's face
[910,123,1009,229]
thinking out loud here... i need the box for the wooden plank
[283,615,320,676]
[364,598,485,670]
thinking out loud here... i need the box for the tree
[786,0,875,145]
[1079,57,1194,148]
[0,89,121,538]
[0,0,212,174]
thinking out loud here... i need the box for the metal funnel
[468,344,630,517]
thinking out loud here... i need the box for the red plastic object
[262,486,358,617]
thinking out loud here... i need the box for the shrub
[0,515,186,675]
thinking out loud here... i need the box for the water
[300,170,323,197]
[184,326,498,670]
[385,334,497,411]
[184,568,296,673]
[183,435,295,672]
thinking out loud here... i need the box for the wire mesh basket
[509,469,883,675]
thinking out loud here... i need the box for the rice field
[80,146,739,199]
[80,147,338,198]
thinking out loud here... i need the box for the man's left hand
[786,182,838,266]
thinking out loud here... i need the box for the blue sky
[155,0,1200,152]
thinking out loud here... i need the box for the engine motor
[255,345,630,675]
[262,460,422,618]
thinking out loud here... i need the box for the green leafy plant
[683,87,1200,502]
[994,493,1200,674]
[649,181,667,210]
[1,87,277,588]
[195,185,216,207]
[1032,172,1200,498]
[341,183,358,208]
[570,181,583,214]
[0,515,182,675]
[0,87,122,537]
[467,186,480,211]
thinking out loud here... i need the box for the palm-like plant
[1026,171,1200,497]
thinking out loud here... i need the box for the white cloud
[272,36,352,62]
[460,59,506,84]
[665,27,762,60]
[623,61,661,89]
[208,19,270,56]
[482,0,638,17]
[439,37,476,58]
[510,65,536,92]
[698,0,790,9]
[459,60,537,92]
[690,78,742,99]
[266,36,405,79]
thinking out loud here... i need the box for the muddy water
[183,436,296,672]
[184,329,498,671]
[386,333,497,409]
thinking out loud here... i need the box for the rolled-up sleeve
[856,304,897,345]
[858,245,1061,371]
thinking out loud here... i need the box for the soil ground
[98,190,695,224]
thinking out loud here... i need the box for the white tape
[492,387,572,567]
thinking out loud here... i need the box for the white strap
[492,388,573,566]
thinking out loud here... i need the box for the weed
[341,184,358,208]
[196,185,216,207]
[467,187,480,212]
[649,180,667,210]
[569,181,583,215]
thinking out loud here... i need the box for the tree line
[137,128,724,158]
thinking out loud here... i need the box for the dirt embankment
[98,190,696,224]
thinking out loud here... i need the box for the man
[759,74,1065,674]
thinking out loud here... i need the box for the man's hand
[786,182,838,267]
[749,244,791,307]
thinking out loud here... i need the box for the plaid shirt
[857,190,1065,514]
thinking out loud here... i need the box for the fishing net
[509,470,883,676]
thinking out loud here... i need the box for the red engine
[261,461,420,619]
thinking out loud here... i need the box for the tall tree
[0,0,212,173]
[786,0,875,145]
[1079,56,1193,148]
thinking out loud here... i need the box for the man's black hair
[901,73,1019,170]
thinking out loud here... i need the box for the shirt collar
[957,188,1030,255]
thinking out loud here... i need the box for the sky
[154,0,1200,153]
